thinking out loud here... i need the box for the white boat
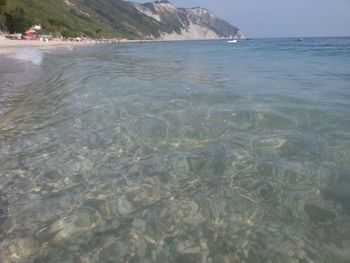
[227,39,237,43]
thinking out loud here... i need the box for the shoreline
[0,37,238,55]
[0,39,97,55]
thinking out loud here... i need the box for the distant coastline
[0,0,242,43]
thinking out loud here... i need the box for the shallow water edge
[0,38,350,263]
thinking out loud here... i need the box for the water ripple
[1,38,350,262]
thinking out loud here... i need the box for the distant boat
[227,39,237,43]
[297,38,303,42]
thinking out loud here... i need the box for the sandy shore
[0,39,95,55]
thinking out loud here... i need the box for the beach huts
[24,29,38,40]
[23,25,42,40]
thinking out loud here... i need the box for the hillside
[0,0,243,40]
[134,0,243,40]
[0,0,165,38]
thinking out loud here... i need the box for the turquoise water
[0,38,350,262]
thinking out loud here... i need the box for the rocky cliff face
[133,0,244,40]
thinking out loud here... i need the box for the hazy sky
[133,0,350,38]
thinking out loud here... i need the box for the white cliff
[133,0,243,40]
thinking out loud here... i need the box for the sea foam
[13,47,44,65]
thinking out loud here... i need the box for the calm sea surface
[0,38,350,262]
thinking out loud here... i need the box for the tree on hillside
[0,0,6,12]
[0,0,6,31]
[4,7,31,33]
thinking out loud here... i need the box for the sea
[0,38,350,262]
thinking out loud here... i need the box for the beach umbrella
[25,29,37,35]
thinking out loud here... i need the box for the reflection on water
[0,39,350,262]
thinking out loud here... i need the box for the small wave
[13,47,44,65]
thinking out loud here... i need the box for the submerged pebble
[0,238,38,263]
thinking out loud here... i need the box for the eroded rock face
[133,1,243,40]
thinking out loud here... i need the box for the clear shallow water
[0,38,350,262]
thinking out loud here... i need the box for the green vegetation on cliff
[0,0,164,38]
[0,0,241,39]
